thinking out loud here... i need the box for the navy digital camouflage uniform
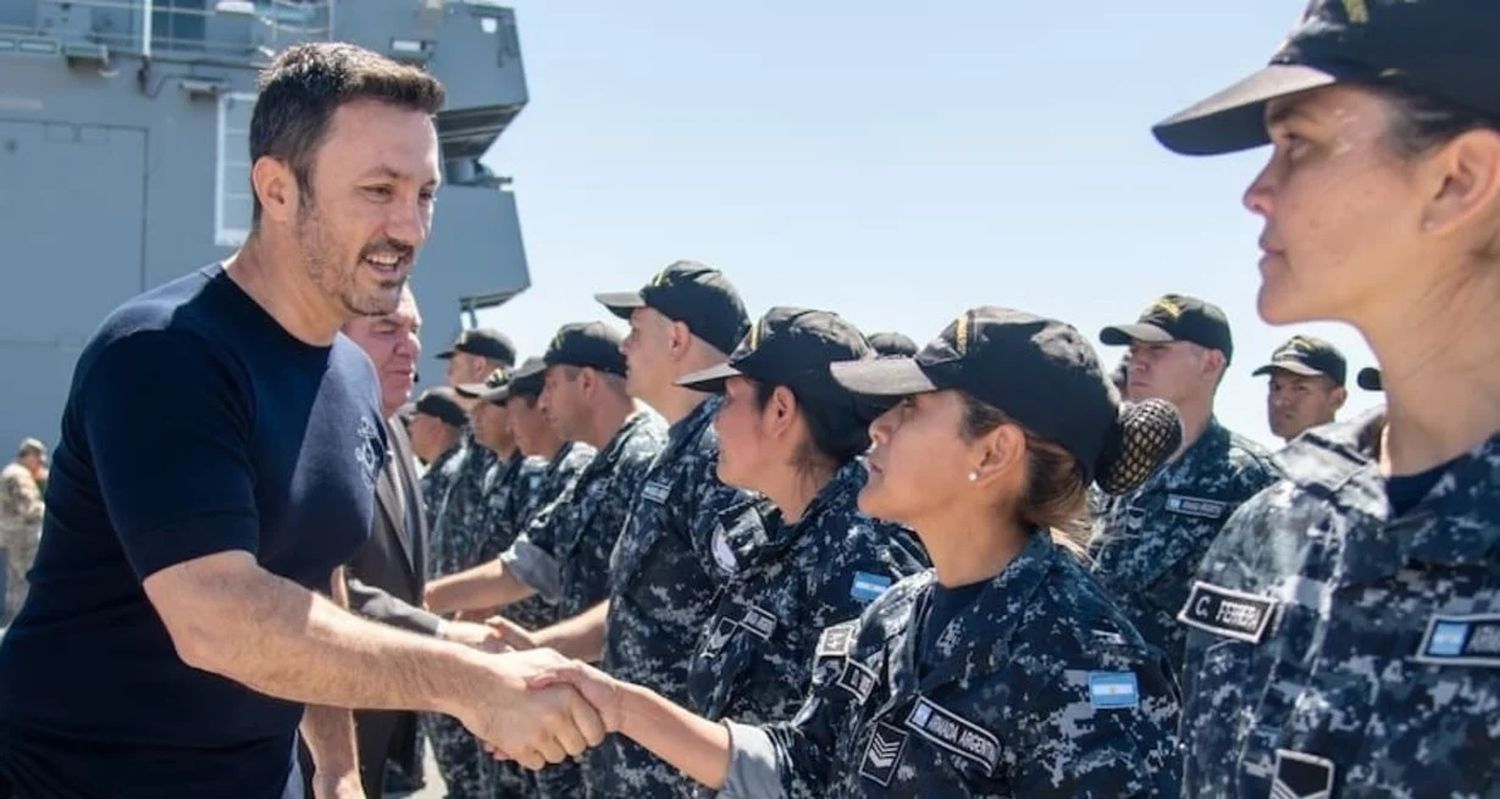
[720,531,1182,798]
[420,437,464,531]
[592,395,768,797]
[425,439,525,799]
[486,441,594,799]
[686,459,929,728]
[1089,417,1275,666]
[505,411,667,799]
[506,410,667,620]
[1177,409,1500,797]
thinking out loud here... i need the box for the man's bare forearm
[300,569,360,781]
[532,601,609,662]
[425,559,535,615]
[144,552,500,718]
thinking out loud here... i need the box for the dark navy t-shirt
[0,264,384,798]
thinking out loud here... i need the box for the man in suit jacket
[333,286,508,797]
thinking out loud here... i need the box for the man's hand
[524,658,626,733]
[445,649,607,771]
[310,772,363,799]
[485,614,539,651]
[441,620,512,653]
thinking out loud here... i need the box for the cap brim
[594,291,646,320]
[1357,368,1383,392]
[1100,324,1175,346]
[436,349,456,360]
[454,382,487,398]
[511,361,546,381]
[829,358,939,397]
[1153,64,1340,156]
[675,362,741,393]
[1252,360,1324,378]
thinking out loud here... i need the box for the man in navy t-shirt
[0,43,603,799]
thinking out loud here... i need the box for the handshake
[437,622,624,771]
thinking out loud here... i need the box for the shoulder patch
[1164,494,1227,519]
[816,620,859,660]
[1415,613,1500,667]
[836,658,878,704]
[1088,671,1139,710]
[641,477,672,504]
[1177,580,1276,643]
[850,571,892,603]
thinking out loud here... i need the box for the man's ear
[251,155,301,225]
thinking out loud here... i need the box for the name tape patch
[1177,580,1277,644]
[1088,671,1139,710]
[836,658,878,705]
[1415,613,1500,667]
[859,722,908,787]
[816,621,858,661]
[904,697,1000,775]
[850,571,893,603]
[641,478,672,504]
[1164,493,1228,520]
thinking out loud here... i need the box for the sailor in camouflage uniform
[1150,1,1500,795]
[423,323,671,798]
[427,368,536,798]
[483,359,597,798]
[674,308,929,729]
[525,308,1185,797]
[409,387,467,525]
[1091,294,1275,666]
[588,261,762,796]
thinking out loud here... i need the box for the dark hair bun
[1094,399,1182,495]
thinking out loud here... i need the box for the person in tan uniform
[0,439,46,622]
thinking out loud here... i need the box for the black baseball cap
[437,328,517,366]
[677,306,872,397]
[543,322,627,378]
[1357,367,1384,391]
[1252,335,1347,385]
[456,367,510,403]
[1100,294,1234,363]
[413,386,468,428]
[1154,0,1500,156]
[831,307,1121,482]
[595,260,750,354]
[867,331,918,359]
[507,358,547,400]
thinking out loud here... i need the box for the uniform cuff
[719,721,783,799]
[502,538,562,601]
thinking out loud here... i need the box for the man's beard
[296,203,409,318]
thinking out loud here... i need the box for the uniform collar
[725,459,868,568]
[667,394,720,449]
[1280,407,1500,580]
[890,531,1060,697]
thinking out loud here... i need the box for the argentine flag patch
[850,572,892,603]
[1088,671,1139,710]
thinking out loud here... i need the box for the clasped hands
[444,618,622,771]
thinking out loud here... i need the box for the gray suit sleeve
[345,576,445,636]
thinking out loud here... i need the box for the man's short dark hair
[250,42,445,224]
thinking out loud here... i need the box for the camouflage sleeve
[686,460,759,579]
[1006,655,1182,797]
[727,621,865,799]
[501,536,561,601]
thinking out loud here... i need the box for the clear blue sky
[474,0,1381,447]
